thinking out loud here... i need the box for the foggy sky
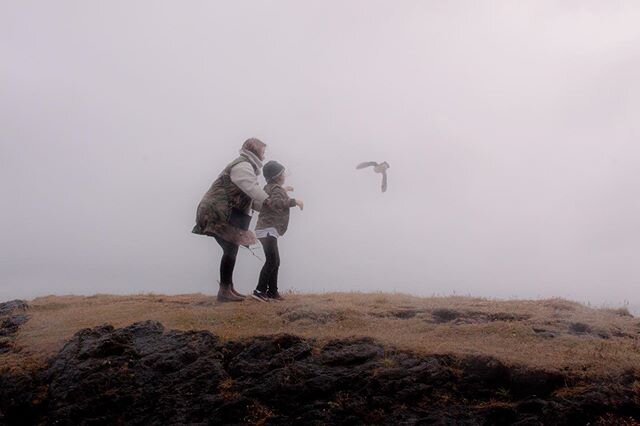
[2,1,640,311]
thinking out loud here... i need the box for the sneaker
[267,291,284,301]
[251,290,269,302]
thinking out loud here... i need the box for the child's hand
[296,199,304,211]
[284,186,294,192]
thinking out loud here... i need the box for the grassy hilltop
[2,293,640,425]
[5,292,639,374]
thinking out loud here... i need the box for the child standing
[252,161,304,301]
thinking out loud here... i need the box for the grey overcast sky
[2,1,640,310]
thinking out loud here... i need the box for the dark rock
[408,357,453,385]
[320,337,384,366]
[0,300,30,355]
[227,334,312,377]
[510,368,564,398]
[0,314,30,336]
[479,404,518,425]
[459,356,511,393]
[1,322,639,425]
[511,415,545,425]
[0,336,12,354]
[43,321,228,425]
[0,300,28,316]
[516,398,549,413]
[0,371,45,425]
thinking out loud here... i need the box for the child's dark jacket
[256,184,297,236]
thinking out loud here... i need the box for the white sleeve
[229,162,268,208]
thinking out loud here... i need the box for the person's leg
[216,237,238,284]
[265,238,280,297]
[214,237,243,302]
[256,237,277,294]
[214,237,246,297]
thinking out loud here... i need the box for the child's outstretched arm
[283,187,303,210]
[264,186,298,210]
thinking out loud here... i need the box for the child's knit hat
[263,161,285,182]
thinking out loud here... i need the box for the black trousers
[215,236,239,285]
[256,236,280,294]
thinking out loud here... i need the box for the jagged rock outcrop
[0,300,29,354]
[1,321,639,425]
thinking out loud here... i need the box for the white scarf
[239,148,263,170]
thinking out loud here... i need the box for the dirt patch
[432,308,461,323]
[567,322,611,339]
[532,327,559,339]
[569,322,593,334]
[279,307,360,325]
[488,312,530,322]
[430,309,531,324]
[370,308,427,319]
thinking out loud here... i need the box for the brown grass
[4,292,640,376]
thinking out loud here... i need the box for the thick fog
[2,1,639,311]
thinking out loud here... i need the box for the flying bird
[356,161,390,192]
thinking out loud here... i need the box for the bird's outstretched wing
[356,161,378,169]
[381,170,388,192]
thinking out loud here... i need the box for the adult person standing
[192,138,269,302]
